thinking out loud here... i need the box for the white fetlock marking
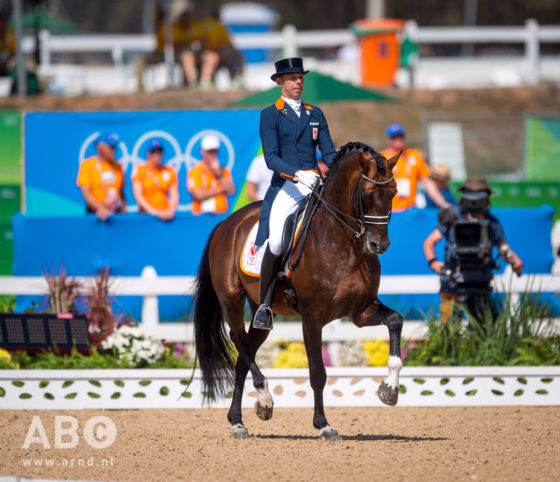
[232,423,246,432]
[256,380,273,408]
[320,425,334,435]
[384,355,403,390]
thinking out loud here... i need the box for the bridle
[311,167,394,241]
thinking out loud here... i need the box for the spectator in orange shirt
[380,123,450,212]
[131,139,179,221]
[76,132,126,221]
[187,134,235,214]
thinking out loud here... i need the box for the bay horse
[194,141,403,441]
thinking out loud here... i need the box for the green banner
[450,180,560,221]
[526,115,560,181]
[0,110,21,185]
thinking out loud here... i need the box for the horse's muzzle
[367,239,390,255]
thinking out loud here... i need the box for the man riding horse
[253,57,337,330]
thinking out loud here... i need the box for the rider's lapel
[296,103,312,138]
[276,98,298,126]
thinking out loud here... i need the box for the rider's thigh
[268,182,310,255]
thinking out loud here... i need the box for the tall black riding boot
[253,246,281,330]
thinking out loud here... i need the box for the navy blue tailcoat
[255,97,336,246]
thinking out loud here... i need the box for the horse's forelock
[327,141,386,182]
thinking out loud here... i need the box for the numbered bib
[201,197,217,213]
[396,178,411,198]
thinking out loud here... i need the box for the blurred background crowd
[0,0,559,323]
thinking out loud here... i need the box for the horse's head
[325,142,399,256]
[356,149,399,255]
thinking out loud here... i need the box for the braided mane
[327,141,385,181]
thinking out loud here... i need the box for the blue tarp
[13,205,556,319]
[24,110,261,216]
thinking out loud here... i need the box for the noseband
[313,170,394,240]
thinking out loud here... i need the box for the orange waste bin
[350,19,404,87]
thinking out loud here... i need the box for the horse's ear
[387,151,402,171]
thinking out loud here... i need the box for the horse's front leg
[354,299,403,406]
[302,318,341,441]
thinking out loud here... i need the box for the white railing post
[525,19,539,86]
[39,29,50,68]
[140,265,159,333]
[282,24,298,58]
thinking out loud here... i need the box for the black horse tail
[194,223,235,402]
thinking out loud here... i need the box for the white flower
[102,325,164,367]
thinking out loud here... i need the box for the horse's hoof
[378,380,399,406]
[320,426,341,442]
[254,400,274,421]
[231,423,250,439]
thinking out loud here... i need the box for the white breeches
[268,180,313,255]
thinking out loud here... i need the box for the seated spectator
[425,164,457,208]
[76,132,126,221]
[187,134,235,214]
[179,10,243,89]
[246,154,273,202]
[136,4,203,90]
[131,139,179,221]
[381,123,451,211]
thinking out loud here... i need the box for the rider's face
[276,73,304,100]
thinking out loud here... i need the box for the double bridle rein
[312,169,394,241]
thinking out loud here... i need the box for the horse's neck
[309,158,365,267]
[323,153,360,211]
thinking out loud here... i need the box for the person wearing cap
[252,57,337,330]
[76,132,126,221]
[187,134,235,214]
[423,176,523,324]
[425,163,457,208]
[131,139,179,221]
[381,123,451,211]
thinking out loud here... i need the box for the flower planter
[0,366,558,410]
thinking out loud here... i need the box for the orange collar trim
[275,97,285,110]
[303,102,313,110]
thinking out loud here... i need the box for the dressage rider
[253,57,337,330]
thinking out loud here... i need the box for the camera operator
[423,177,523,324]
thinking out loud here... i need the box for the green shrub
[405,291,558,366]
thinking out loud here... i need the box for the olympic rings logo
[78,129,235,172]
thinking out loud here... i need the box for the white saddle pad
[240,221,294,278]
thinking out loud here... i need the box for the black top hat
[271,57,309,81]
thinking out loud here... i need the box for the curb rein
[312,170,394,240]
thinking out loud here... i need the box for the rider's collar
[282,96,302,112]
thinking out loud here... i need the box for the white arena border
[0,366,558,410]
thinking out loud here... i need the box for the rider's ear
[387,151,402,171]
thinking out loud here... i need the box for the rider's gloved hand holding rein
[294,170,320,188]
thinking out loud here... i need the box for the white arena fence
[0,366,558,409]
[0,266,559,342]
[9,20,560,94]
